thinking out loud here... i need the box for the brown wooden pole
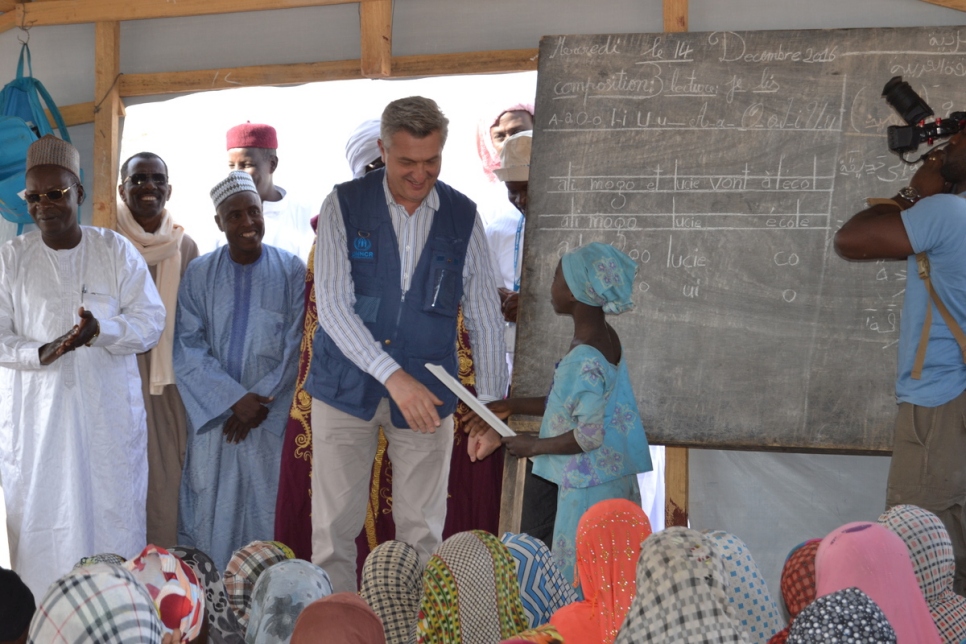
[663,0,690,528]
[91,21,120,229]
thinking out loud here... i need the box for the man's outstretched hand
[385,369,443,433]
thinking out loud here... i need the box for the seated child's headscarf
[124,545,206,642]
[28,563,163,642]
[561,242,638,314]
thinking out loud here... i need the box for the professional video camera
[882,76,966,162]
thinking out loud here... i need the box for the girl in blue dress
[467,242,653,585]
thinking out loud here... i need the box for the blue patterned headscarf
[561,242,637,314]
[500,532,579,628]
[704,531,783,644]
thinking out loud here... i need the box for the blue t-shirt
[898,193,966,406]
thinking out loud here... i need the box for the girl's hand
[467,426,503,462]
[463,400,514,438]
[502,434,541,458]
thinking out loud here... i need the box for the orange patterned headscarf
[550,499,652,644]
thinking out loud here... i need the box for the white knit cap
[493,130,532,182]
[345,119,382,179]
[210,171,258,208]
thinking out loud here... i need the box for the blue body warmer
[304,169,477,428]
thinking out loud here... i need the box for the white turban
[345,119,382,179]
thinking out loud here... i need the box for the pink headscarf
[476,103,535,182]
[815,522,942,643]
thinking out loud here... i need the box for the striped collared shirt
[314,176,508,402]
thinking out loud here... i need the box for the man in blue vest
[306,96,508,591]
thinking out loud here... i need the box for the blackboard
[514,26,966,453]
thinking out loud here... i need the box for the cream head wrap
[494,131,532,182]
[346,118,383,179]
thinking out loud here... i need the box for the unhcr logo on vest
[351,234,374,260]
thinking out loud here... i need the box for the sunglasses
[127,173,168,186]
[25,182,78,204]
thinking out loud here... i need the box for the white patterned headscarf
[245,559,333,644]
[614,527,747,644]
[28,563,163,643]
[787,587,896,643]
[705,531,783,643]
[360,540,423,644]
[878,504,966,643]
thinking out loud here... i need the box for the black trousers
[519,459,558,548]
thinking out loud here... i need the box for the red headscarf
[769,539,820,644]
[550,499,651,644]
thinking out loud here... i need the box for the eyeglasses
[127,173,168,186]
[25,183,78,204]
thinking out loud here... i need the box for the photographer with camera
[836,126,966,595]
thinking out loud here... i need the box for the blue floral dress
[532,344,653,586]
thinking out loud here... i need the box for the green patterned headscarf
[561,242,638,315]
[417,530,529,644]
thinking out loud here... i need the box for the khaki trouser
[310,397,454,592]
[887,387,966,596]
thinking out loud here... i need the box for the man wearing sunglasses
[116,152,200,549]
[0,134,165,598]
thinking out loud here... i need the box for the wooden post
[497,447,528,535]
[92,21,120,229]
[663,0,690,528]
[360,0,392,78]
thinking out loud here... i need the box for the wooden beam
[119,59,361,97]
[92,21,120,230]
[0,10,16,34]
[47,48,541,130]
[664,0,688,32]
[359,0,392,78]
[46,101,93,129]
[115,49,536,99]
[920,0,966,10]
[16,0,360,27]
[392,48,538,78]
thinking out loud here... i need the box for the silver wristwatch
[898,186,921,202]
